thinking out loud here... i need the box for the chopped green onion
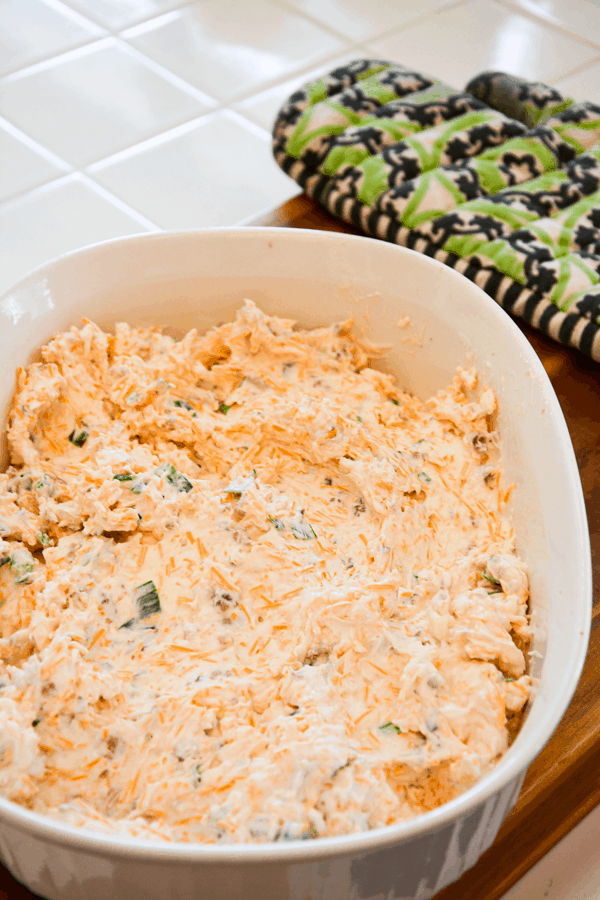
[68,429,88,448]
[379,721,402,735]
[357,416,363,423]
[291,522,317,540]
[268,516,285,531]
[31,718,41,727]
[389,398,400,406]
[158,463,193,493]
[503,677,515,683]
[482,569,501,585]
[0,555,10,567]
[305,823,318,839]
[36,532,51,547]
[224,474,254,496]
[113,473,135,482]
[135,581,161,620]
[119,618,135,630]
[218,403,231,414]
[174,399,194,411]
[13,563,33,585]
[194,763,202,785]
[34,474,52,494]
[417,472,431,483]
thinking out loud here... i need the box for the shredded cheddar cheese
[0,300,530,843]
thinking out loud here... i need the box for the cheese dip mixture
[0,300,530,843]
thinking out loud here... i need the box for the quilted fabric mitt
[272,62,600,361]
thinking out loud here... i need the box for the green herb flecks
[304,823,319,840]
[357,416,363,423]
[389,398,400,406]
[31,718,41,727]
[224,474,255,497]
[0,555,10,567]
[291,522,317,540]
[218,403,231,415]
[482,568,502,586]
[417,472,431,483]
[12,561,33,585]
[113,473,135,482]
[158,463,193,494]
[135,581,161,620]
[503,677,516,683]
[36,531,51,547]
[68,428,88,448]
[379,721,402,735]
[174,399,195,412]
[268,516,285,531]
[119,618,136,630]
[193,763,202,785]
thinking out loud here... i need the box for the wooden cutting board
[1,198,599,899]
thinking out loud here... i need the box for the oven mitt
[272,62,600,361]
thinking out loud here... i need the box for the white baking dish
[0,228,591,900]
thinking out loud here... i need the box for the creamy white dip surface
[0,301,530,843]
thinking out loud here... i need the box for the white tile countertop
[1,0,600,896]
[2,0,600,297]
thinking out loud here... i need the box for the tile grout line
[270,0,472,48]
[0,170,163,233]
[79,174,163,231]
[0,25,367,116]
[360,0,475,47]
[550,53,600,87]
[85,112,227,172]
[0,116,74,171]
[54,0,203,35]
[224,45,366,106]
[494,0,600,53]
[0,36,100,81]
[39,0,108,31]
[0,172,82,212]
[114,37,218,106]
[0,35,114,83]
[0,34,218,108]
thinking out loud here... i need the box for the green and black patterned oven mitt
[272,63,600,361]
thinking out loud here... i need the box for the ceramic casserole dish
[0,228,591,900]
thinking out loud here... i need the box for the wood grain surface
[1,196,598,899]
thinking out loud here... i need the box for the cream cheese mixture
[0,300,531,843]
